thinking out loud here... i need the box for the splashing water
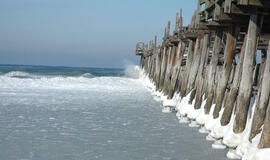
[0,64,228,160]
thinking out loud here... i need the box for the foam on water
[0,69,137,91]
[0,65,229,160]
[5,71,32,78]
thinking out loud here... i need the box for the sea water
[0,64,227,160]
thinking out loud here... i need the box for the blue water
[0,64,124,77]
[0,64,227,160]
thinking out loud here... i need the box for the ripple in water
[0,65,227,160]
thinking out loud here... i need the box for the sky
[0,0,197,68]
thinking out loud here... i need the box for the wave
[2,70,96,79]
[0,73,140,91]
[4,71,33,79]
[124,65,140,79]
[0,65,141,90]
[1,65,140,80]
[81,73,95,78]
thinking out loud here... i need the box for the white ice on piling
[222,116,243,148]
[162,107,172,113]
[235,96,256,157]
[245,148,270,160]
[179,117,190,124]
[210,108,228,139]
[138,67,270,160]
[241,132,262,160]
[206,134,216,141]
[204,104,219,131]
[227,149,242,159]
[212,139,227,149]
[199,126,210,134]
[177,91,193,117]
[186,96,201,120]
[195,99,208,125]
[222,95,256,153]
[162,97,177,108]
[189,120,200,127]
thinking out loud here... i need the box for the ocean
[0,64,227,160]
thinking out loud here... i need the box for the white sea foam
[162,107,172,113]
[138,66,270,160]
[212,140,227,149]
[82,73,95,78]
[0,75,139,91]
[245,148,270,160]
[124,65,140,79]
[227,149,241,159]
[199,126,209,134]
[5,71,33,78]
[0,65,141,91]
[189,121,200,128]
[179,117,190,124]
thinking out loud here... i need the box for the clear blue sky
[0,0,197,68]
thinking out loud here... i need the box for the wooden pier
[136,0,270,158]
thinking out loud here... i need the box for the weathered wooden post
[176,42,187,94]
[158,23,171,91]
[187,34,203,93]
[174,12,179,33]
[220,35,247,126]
[250,41,270,141]
[156,47,164,89]
[204,29,222,114]
[159,47,168,91]
[259,98,270,148]
[188,36,205,104]
[213,26,237,118]
[233,15,261,133]
[168,41,184,99]
[154,36,162,87]
[179,8,183,30]
[180,40,195,97]
[162,46,173,93]
[194,33,210,109]
[167,21,171,39]
[167,10,185,98]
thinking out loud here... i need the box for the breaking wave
[0,65,141,91]
[2,70,95,79]
[124,65,140,79]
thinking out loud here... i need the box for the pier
[136,0,270,159]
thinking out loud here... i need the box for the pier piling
[135,0,270,158]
